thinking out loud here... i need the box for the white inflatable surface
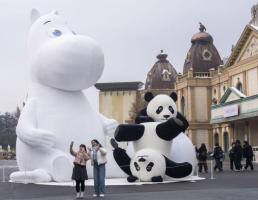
[34,176,205,186]
[10,9,122,183]
[171,133,198,170]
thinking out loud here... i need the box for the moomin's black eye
[156,106,163,114]
[169,106,174,114]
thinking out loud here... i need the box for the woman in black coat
[198,143,208,173]
[213,143,223,172]
[228,142,236,171]
[243,141,254,170]
[233,140,243,171]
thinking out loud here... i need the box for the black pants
[76,180,85,192]
[245,157,254,170]
[230,158,235,170]
[214,159,222,171]
[198,161,208,172]
[234,157,242,170]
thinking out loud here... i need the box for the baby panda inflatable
[130,149,166,182]
[113,92,192,182]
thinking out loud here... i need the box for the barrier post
[3,166,5,182]
[210,159,215,180]
[196,163,199,177]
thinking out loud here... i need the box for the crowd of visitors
[195,140,254,173]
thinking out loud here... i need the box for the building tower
[183,23,222,74]
[176,23,222,148]
[145,50,177,90]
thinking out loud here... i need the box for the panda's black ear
[144,92,154,102]
[170,92,178,102]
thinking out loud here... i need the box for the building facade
[210,24,258,152]
[95,3,258,151]
[95,82,144,124]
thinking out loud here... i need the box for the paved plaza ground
[0,161,258,200]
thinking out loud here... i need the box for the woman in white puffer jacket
[88,139,107,197]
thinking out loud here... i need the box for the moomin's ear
[51,10,59,15]
[30,8,40,24]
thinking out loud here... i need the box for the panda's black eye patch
[146,162,154,172]
[169,106,174,114]
[134,162,140,171]
[156,106,163,114]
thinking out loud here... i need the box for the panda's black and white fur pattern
[113,92,193,182]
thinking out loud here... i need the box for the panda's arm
[114,124,145,142]
[135,116,154,124]
[164,156,192,178]
[135,108,154,124]
[176,112,189,131]
[156,118,186,141]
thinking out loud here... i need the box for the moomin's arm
[16,98,56,148]
[97,113,119,137]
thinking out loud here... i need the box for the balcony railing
[194,72,211,78]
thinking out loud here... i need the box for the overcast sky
[0,0,257,112]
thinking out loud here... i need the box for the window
[236,82,243,92]
[162,69,171,81]
[214,133,219,146]
[180,96,185,116]
[212,98,218,105]
[223,132,229,153]
[202,49,212,61]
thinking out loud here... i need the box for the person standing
[88,139,107,198]
[228,142,236,171]
[198,143,208,173]
[243,141,254,170]
[213,143,223,172]
[70,142,90,199]
[233,140,243,171]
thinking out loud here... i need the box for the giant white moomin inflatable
[10,9,121,183]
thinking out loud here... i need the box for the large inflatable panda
[113,92,193,182]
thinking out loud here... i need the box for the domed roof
[191,31,213,43]
[183,23,222,74]
[145,50,177,89]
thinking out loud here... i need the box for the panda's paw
[110,138,119,149]
[151,176,163,182]
[171,118,184,127]
[127,175,138,182]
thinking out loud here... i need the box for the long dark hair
[79,144,87,152]
[200,143,207,151]
[91,139,102,147]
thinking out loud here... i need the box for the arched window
[214,133,219,146]
[212,98,218,105]
[162,69,171,81]
[180,96,185,116]
[213,89,216,95]
[236,82,243,92]
[223,132,229,153]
